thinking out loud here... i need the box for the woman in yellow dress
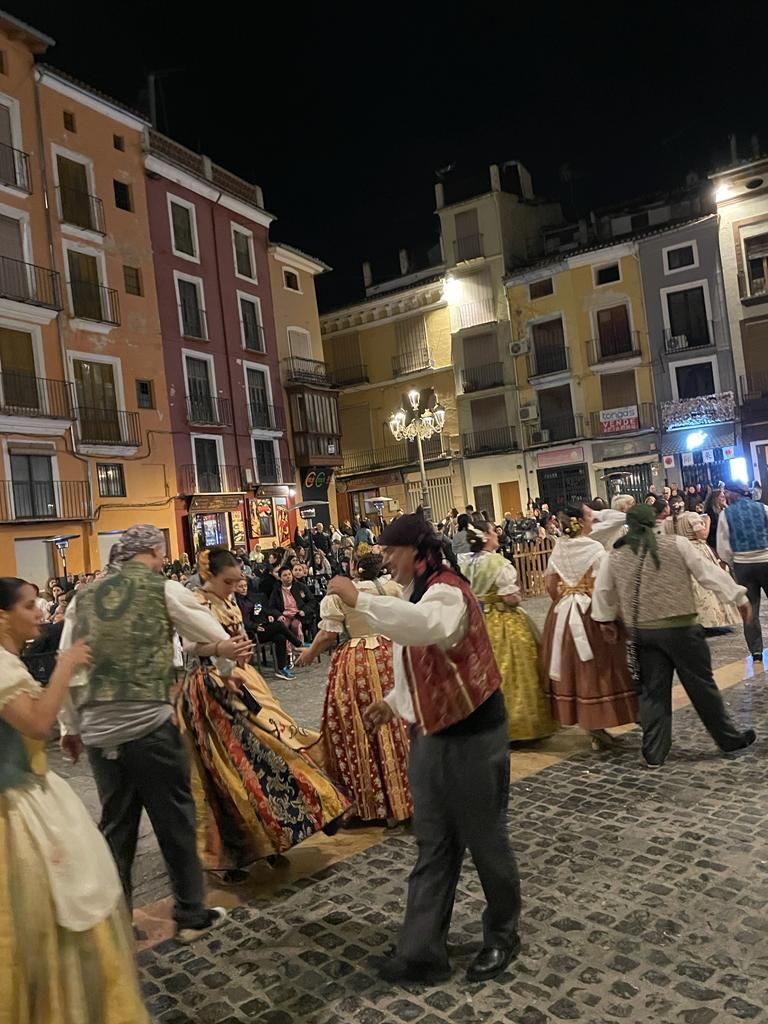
[177,548,350,877]
[459,522,556,741]
[0,576,149,1023]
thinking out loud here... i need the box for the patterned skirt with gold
[177,661,351,868]
[315,637,412,823]
[486,603,557,741]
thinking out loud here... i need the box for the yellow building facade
[321,273,465,526]
[0,16,178,583]
[506,241,660,507]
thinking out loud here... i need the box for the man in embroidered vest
[717,485,768,659]
[593,504,756,767]
[58,524,252,943]
[327,509,521,986]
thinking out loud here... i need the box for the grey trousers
[732,561,768,655]
[87,719,207,929]
[397,721,521,968]
[637,625,746,765]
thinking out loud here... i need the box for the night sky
[13,1,768,311]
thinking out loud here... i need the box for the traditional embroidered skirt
[177,663,350,867]
[314,636,412,822]
[689,542,741,629]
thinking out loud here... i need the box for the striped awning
[661,423,735,455]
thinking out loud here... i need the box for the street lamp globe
[407,388,421,410]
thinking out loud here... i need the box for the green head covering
[614,502,660,567]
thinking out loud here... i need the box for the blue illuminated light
[729,456,749,485]
[686,430,708,450]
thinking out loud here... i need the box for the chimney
[202,155,213,181]
[516,162,534,200]
[577,218,589,245]
[729,133,738,164]
[362,261,373,289]
[255,185,265,209]
[398,249,409,276]
[751,133,761,158]
[489,164,501,192]
[435,181,445,209]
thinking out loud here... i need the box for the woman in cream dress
[0,576,148,1023]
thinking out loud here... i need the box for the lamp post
[388,389,446,521]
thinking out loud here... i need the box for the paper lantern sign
[663,455,675,468]
[681,453,694,466]
[703,449,715,464]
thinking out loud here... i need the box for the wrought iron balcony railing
[461,361,505,392]
[588,331,641,364]
[180,464,246,494]
[525,413,585,447]
[185,394,232,427]
[527,345,569,379]
[248,401,284,431]
[0,141,31,193]
[0,479,90,522]
[339,435,448,475]
[243,320,265,352]
[282,357,333,387]
[57,185,105,234]
[180,302,208,339]
[69,279,120,325]
[392,349,433,377]
[249,455,295,485]
[75,406,140,446]
[331,364,369,386]
[0,373,73,419]
[663,322,714,354]
[462,425,518,457]
[0,255,62,309]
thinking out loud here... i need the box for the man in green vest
[59,524,251,942]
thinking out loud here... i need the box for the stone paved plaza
[52,603,768,1023]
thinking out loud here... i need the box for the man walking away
[328,509,520,985]
[59,524,252,942]
[717,484,768,660]
[593,504,756,767]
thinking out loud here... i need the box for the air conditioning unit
[509,339,530,357]
[531,428,551,445]
[669,333,688,351]
[519,403,539,422]
[243,466,255,486]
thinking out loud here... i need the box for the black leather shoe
[466,937,521,983]
[376,956,451,985]
[720,728,756,753]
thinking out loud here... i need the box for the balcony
[180,302,207,339]
[243,321,266,352]
[741,370,768,402]
[738,270,768,304]
[69,279,121,325]
[660,391,735,432]
[663,322,714,355]
[527,345,569,379]
[0,479,90,522]
[454,234,484,262]
[392,349,433,377]
[283,357,333,388]
[526,413,585,447]
[0,141,31,193]
[589,402,656,437]
[0,256,62,309]
[0,373,73,419]
[248,400,284,431]
[461,362,505,393]
[332,364,369,386]
[186,394,232,427]
[292,431,343,466]
[180,464,246,495]
[76,406,140,447]
[451,298,496,332]
[462,425,518,457]
[250,455,295,485]
[339,434,448,476]
[57,185,105,234]
[588,331,641,365]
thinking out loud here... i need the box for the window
[675,362,715,400]
[0,327,38,410]
[57,155,99,231]
[113,180,133,211]
[283,268,300,292]
[10,453,55,518]
[123,265,142,296]
[240,295,264,351]
[67,250,108,322]
[666,286,709,348]
[247,366,271,428]
[63,110,76,132]
[529,278,553,300]
[538,384,576,442]
[596,305,633,358]
[72,357,120,442]
[97,463,126,497]
[0,102,26,190]
[595,263,620,286]
[745,232,768,298]
[454,209,483,261]
[232,226,255,279]
[194,437,222,492]
[630,212,649,232]
[600,370,636,410]
[530,317,567,375]
[136,379,154,409]
[177,277,206,338]
[113,134,124,151]
[169,198,197,259]
[185,356,216,423]
[666,244,696,272]
[253,438,278,481]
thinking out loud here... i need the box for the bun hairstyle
[356,552,384,580]
[557,502,585,537]
[0,576,26,611]
[467,521,491,554]
[199,545,238,581]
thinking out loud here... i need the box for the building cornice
[270,244,330,275]
[145,155,275,229]
[36,68,148,130]
[321,282,446,336]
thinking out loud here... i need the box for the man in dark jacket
[313,522,331,554]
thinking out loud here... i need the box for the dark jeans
[732,561,768,655]
[258,621,301,669]
[87,719,207,929]
[637,625,746,765]
[398,722,521,968]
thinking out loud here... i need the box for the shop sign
[663,455,675,468]
[681,453,694,466]
[600,405,639,434]
[703,449,715,464]
[189,494,242,512]
[537,447,584,469]
[301,467,332,503]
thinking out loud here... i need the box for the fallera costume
[540,534,638,729]
[0,646,148,1024]
[665,512,741,628]
[314,578,412,822]
[459,550,555,741]
[177,589,350,868]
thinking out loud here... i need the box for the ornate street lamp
[388,388,446,520]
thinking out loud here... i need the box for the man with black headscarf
[327,509,520,986]
[592,503,756,767]
[58,524,252,942]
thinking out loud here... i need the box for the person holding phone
[178,546,350,879]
